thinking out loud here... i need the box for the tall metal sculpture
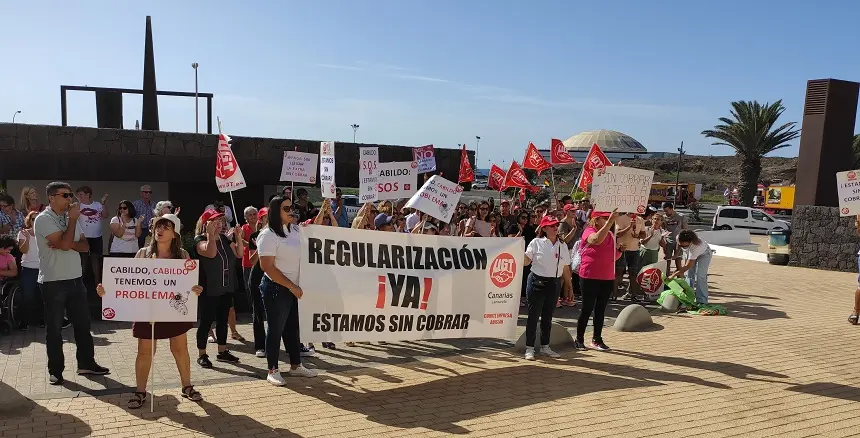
[141,16,160,130]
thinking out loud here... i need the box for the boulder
[613,304,655,332]
[660,294,680,312]
[514,322,573,351]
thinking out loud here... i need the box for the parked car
[712,206,790,234]
[341,195,361,223]
[472,181,489,190]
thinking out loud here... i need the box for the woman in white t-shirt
[668,230,712,305]
[109,200,143,257]
[256,195,318,385]
[639,213,666,266]
[15,211,41,330]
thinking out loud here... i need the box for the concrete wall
[789,205,860,272]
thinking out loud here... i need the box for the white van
[712,206,790,234]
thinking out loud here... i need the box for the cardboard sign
[404,175,464,223]
[101,258,199,322]
[299,226,523,342]
[280,151,319,184]
[591,166,654,213]
[320,141,337,198]
[837,169,860,217]
[413,145,437,173]
[359,147,379,203]
[377,161,418,201]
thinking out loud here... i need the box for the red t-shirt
[241,224,253,268]
[578,226,617,281]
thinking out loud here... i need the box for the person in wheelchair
[0,236,18,281]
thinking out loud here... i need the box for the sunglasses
[282,206,293,213]
[119,206,128,210]
[479,207,489,211]
[141,191,152,194]
[530,215,537,218]
[0,204,8,208]
[54,193,74,199]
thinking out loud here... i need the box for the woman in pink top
[575,209,621,351]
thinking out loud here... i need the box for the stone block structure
[789,205,859,272]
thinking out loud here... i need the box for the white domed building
[560,129,651,162]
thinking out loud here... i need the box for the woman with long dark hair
[668,229,713,305]
[507,210,537,307]
[257,195,317,385]
[464,201,491,237]
[97,214,203,408]
[576,209,621,351]
[109,200,142,257]
[522,215,572,360]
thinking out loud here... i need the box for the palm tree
[853,134,860,169]
[702,100,800,206]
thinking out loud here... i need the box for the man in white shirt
[615,213,646,301]
[75,186,108,285]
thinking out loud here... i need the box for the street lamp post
[475,136,481,171]
[674,141,685,204]
[191,63,199,133]
[12,110,21,123]
[351,124,359,143]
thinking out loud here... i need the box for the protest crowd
[0,137,721,410]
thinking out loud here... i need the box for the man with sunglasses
[132,185,155,249]
[34,182,110,385]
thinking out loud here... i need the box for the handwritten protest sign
[101,258,199,322]
[837,169,860,216]
[320,141,337,198]
[591,166,654,213]
[405,175,464,223]
[377,161,418,201]
[413,145,437,173]
[359,147,379,203]
[299,226,523,342]
[279,151,319,184]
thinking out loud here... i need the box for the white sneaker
[267,370,286,386]
[524,347,535,361]
[288,365,318,378]
[540,346,561,358]
[255,350,266,358]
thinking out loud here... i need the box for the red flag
[577,143,613,190]
[522,142,552,175]
[215,133,247,193]
[488,164,506,191]
[550,138,577,165]
[519,188,526,203]
[458,143,474,183]
[504,161,537,191]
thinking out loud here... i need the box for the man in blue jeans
[34,182,109,385]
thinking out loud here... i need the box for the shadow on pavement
[785,382,860,402]
[0,381,93,437]
[609,350,789,383]
[718,300,788,320]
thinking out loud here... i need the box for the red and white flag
[488,164,506,191]
[215,133,247,193]
[457,143,475,184]
[504,161,537,191]
[522,142,552,175]
[577,143,613,191]
[550,138,577,165]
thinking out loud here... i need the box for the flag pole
[549,167,559,209]
[150,321,155,412]
[217,117,240,226]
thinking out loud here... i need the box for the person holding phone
[575,209,621,352]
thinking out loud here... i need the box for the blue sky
[2,0,860,167]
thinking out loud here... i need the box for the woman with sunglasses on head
[97,214,204,408]
[522,215,573,360]
[109,200,143,258]
[194,209,244,368]
[257,195,318,385]
[576,209,621,351]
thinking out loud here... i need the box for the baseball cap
[539,215,560,228]
[374,213,393,229]
[563,204,577,212]
[154,213,181,231]
[591,211,612,218]
[500,200,510,205]
[200,209,225,224]
[257,207,269,219]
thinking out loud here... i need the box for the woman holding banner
[522,215,572,360]
[96,214,204,408]
[576,210,621,352]
[257,195,318,385]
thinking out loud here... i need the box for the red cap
[257,207,269,218]
[200,209,225,224]
[500,199,510,205]
[591,211,612,218]
[563,204,577,212]
[539,215,560,228]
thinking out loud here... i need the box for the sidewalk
[2,256,860,437]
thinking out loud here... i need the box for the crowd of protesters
[0,181,718,407]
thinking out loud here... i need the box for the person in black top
[246,207,269,357]
[507,210,537,306]
[293,188,315,222]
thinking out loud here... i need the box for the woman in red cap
[522,215,573,360]
[576,209,621,351]
[193,209,244,368]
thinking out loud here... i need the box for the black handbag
[531,242,561,294]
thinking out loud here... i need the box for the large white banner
[837,169,860,217]
[280,151,319,184]
[101,258,199,322]
[320,141,337,198]
[359,147,380,203]
[404,175,463,223]
[376,161,418,201]
[591,166,654,214]
[299,226,523,342]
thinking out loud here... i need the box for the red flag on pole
[522,142,552,175]
[550,138,577,165]
[215,133,247,193]
[504,161,537,191]
[488,164,506,191]
[577,143,613,190]
[457,143,475,183]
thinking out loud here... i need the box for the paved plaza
[2,256,860,437]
